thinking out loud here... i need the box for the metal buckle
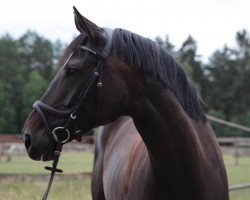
[70,113,76,119]
[93,71,99,77]
[52,127,70,144]
[97,82,103,88]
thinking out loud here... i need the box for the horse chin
[40,144,56,161]
[41,152,54,161]
[27,147,43,161]
[26,138,56,161]
[27,147,54,161]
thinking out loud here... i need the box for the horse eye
[66,67,79,77]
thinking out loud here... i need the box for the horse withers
[22,7,229,200]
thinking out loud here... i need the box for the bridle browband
[33,28,113,200]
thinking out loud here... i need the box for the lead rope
[42,144,63,200]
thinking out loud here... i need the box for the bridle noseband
[33,28,113,145]
[32,28,113,200]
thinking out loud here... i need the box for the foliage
[177,35,207,94]
[208,110,250,137]
[21,70,47,120]
[0,31,65,134]
[18,31,55,81]
[0,34,24,133]
[0,29,250,136]
[156,30,250,137]
[205,30,250,119]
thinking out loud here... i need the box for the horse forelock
[111,28,206,121]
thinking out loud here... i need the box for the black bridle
[33,28,113,200]
[33,28,113,145]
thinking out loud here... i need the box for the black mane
[112,28,206,120]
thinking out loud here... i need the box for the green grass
[230,190,250,200]
[0,178,92,200]
[0,152,250,200]
[223,155,250,200]
[0,152,93,200]
[223,155,250,185]
[0,151,93,174]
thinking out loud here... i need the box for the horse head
[22,7,134,161]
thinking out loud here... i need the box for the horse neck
[129,78,211,192]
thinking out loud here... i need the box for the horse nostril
[24,134,32,149]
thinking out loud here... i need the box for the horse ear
[73,6,106,42]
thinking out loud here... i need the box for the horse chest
[101,130,155,200]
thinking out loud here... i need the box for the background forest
[0,30,250,137]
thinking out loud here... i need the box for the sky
[0,0,250,62]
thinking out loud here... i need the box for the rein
[32,28,113,200]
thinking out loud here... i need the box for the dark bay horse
[22,7,229,200]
